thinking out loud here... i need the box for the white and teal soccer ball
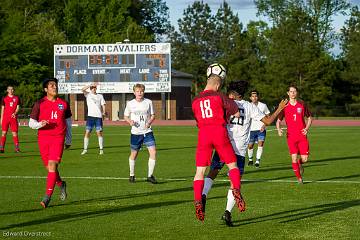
[206,63,226,80]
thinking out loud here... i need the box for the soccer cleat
[0,147,4,153]
[59,181,67,201]
[194,200,205,222]
[81,150,87,155]
[64,144,71,150]
[99,149,104,155]
[232,189,246,212]
[201,194,207,213]
[129,176,135,183]
[221,210,234,227]
[15,147,21,153]
[248,160,253,166]
[146,175,158,184]
[255,160,260,168]
[40,195,51,208]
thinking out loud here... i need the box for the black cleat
[248,160,253,166]
[40,195,51,208]
[201,194,207,213]
[221,210,234,227]
[0,148,4,153]
[255,161,260,168]
[64,144,71,150]
[146,175,158,184]
[129,176,135,183]
[60,181,67,201]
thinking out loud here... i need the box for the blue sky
[165,0,360,32]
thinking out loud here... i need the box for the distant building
[69,69,193,121]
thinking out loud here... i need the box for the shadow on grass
[0,183,229,217]
[232,199,360,226]
[0,194,225,230]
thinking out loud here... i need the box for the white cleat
[81,150,87,155]
[99,149,104,155]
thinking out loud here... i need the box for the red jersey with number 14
[1,95,20,118]
[278,100,311,137]
[192,90,238,128]
[30,97,72,137]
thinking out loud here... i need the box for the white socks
[129,158,135,176]
[202,177,214,196]
[226,189,236,212]
[98,136,104,150]
[83,137,89,150]
[248,148,254,160]
[148,159,156,177]
[256,146,263,160]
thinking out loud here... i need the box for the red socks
[228,168,241,190]
[193,180,204,201]
[0,136,6,148]
[46,172,57,197]
[13,136,19,147]
[292,162,302,179]
[55,171,63,187]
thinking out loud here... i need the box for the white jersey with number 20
[227,100,265,156]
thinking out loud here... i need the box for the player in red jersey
[191,64,245,222]
[29,78,72,208]
[276,85,312,183]
[0,86,21,153]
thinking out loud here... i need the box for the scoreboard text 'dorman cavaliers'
[54,43,171,94]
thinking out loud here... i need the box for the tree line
[0,0,359,116]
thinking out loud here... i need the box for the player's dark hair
[287,84,298,92]
[250,89,259,96]
[228,80,249,97]
[42,78,58,89]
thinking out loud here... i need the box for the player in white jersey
[81,84,106,155]
[247,90,270,168]
[201,80,287,226]
[124,84,157,184]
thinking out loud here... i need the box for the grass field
[0,125,360,240]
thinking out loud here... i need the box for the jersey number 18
[200,100,213,119]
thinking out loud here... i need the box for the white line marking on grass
[1,176,360,184]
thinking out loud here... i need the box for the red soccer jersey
[1,95,20,118]
[192,90,238,128]
[30,97,72,137]
[278,100,311,137]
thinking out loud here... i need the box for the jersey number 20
[200,100,213,118]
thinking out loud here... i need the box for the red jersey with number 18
[30,97,72,137]
[278,100,311,138]
[192,90,238,128]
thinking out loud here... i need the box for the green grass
[0,126,360,240]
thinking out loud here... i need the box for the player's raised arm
[81,84,92,94]
[260,99,288,126]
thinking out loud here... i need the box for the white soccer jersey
[124,98,154,135]
[227,100,265,156]
[85,92,106,118]
[250,101,270,131]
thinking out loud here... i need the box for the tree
[340,6,360,111]
[169,1,216,93]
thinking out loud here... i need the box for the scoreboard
[54,43,171,94]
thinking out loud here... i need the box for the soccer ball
[206,63,226,80]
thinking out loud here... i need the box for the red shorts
[196,126,236,167]
[287,134,309,155]
[38,136,65,166]
[1,117,18,132]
